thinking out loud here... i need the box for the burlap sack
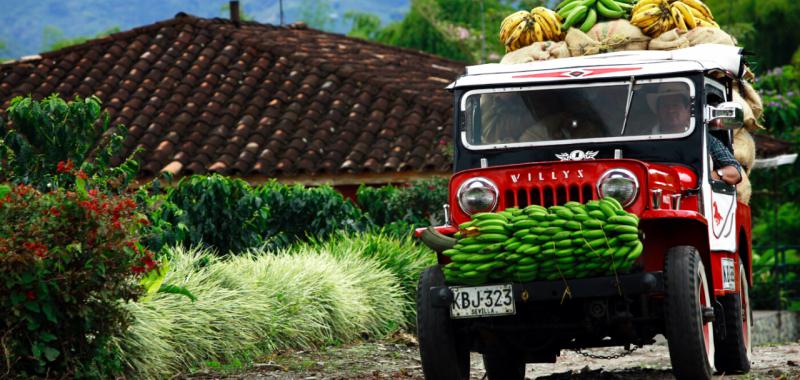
[733,85,764,131]
[501,41,570,64]
[565,20,649,56]
[648,29,689,50]
[732,128,756,174]
[738,170,752,205]
[685,27,736,46]
[741,81,763,120]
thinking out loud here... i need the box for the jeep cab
[415,44,752,380]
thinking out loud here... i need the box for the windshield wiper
[620,76,636,136]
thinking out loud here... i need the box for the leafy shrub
[357,177,449,228]
[139,175,269,254]
[0,94,138,193]
[139,176,366,254]
[115,244,404,378]
[258,181,364,248]
[0,185,154,378]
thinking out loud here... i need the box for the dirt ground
[184,332,800,380]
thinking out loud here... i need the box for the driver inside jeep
[652,90,742,186]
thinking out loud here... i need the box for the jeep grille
[504,183,595,208]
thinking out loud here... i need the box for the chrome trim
[671,193,682,210]
[442,204,451,226]
[457,177,499,215]
[596,168,640,208]
[459,78,696,151]
[651,189,663,209]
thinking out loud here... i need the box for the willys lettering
[510,169,585,184]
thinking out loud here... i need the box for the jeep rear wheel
[417,266,470,380]
[715,262,752,373]
[664,246,715,380]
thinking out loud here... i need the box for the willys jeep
[415,44,752,380]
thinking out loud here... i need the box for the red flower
[76,170,88,180]
[23,241,49,258]
[57,160,74,173]
[131,266,145,274]
[138,218,150,226]
[49,207,61,217]
[26,290,36,300]
[143,255,157,271]
[15,185,30,196]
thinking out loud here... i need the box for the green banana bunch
[556,0,634,33]
[443,198,644,285]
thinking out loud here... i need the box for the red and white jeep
[416,44,752,380]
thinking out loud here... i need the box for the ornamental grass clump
[303,231,436,327]
[0,185,155,378]
[116,245,405,379]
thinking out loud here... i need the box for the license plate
[721,258,735,290]
[450,284,515,319]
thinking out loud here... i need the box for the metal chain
[571,345,640,360]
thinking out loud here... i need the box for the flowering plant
[755,65,800,139]
[0,184,155,378]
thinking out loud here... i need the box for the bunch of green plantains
[443,198,642,285]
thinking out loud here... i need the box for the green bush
[0,185,154,378]
[115,244,405,378]
[0,94,138,193]
[139,175,270,254]
[139,176,367,254]
[258,181,364,248]
[357,177,449,228]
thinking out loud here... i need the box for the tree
[345,11,382,40]
[705,0,800,71]
[299,0,335,30]
[42,25,120,52]
[347,0,517,63]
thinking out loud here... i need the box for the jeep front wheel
[664,246,715,380]
[417,265,470,380]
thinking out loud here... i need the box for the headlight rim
[596,168,639,208]
[457,177,499,216]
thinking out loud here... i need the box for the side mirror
[705,102,744,130]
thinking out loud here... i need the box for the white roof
[451,44,744,89]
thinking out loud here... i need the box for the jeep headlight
[597,168,639,207]
[457,177,499,215]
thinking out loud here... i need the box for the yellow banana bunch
[630,0,674,37]
[499,7,563,53]
[671,0,719,30]
[630,0,717,38]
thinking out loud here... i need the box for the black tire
[417,265,470,380]
[483,351,526,380]
[715,262,752,373]
[664,246,715,380]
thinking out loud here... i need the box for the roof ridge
[202,15,468,68]
[3,13,202,65]
[3,13,466,70]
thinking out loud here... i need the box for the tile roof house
[0,12,465,195]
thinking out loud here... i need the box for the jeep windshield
[461,78,694,149]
